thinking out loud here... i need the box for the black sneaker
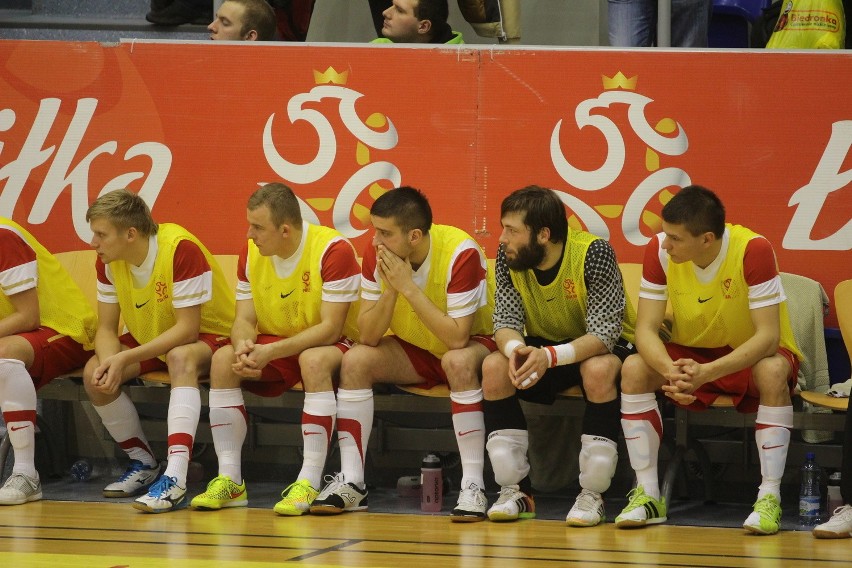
[309,473,368,515]
[146,0,212,26]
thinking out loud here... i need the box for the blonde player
[83,189,234,513]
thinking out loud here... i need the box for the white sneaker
[814,505,852,539]
[0,473,42,505]
[487,485,535,522]
[566,488,605,527]
[132,475,187,513]
[309,473,368,515]
[103,460,160,498]
[450,483,487,522]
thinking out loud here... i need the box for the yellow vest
[512,229,636,344]
[247,224,359,340]
[387,225,494,358]
[0,219,96,349]
[667,224,801,358]
[109,224,234,353]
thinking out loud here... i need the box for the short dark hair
[414,0,449,27]
[661,185,726,238]
[501,185,568,244]
[229,0,276,41]
[370,186,433,234]
[247,182,302,227]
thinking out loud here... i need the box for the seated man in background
[311,186,496,522]
[373,0,464,44]
[0,219,97,505]
[208,0,278,41]
[190,183,360,516]
[84,189,234,513]
[616,185,801,536]
[482,186,636,526]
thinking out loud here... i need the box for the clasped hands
[508,345,548,390]
[661,358,707,404]
[232,339,273,378]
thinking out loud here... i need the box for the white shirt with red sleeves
[97,235,213,309]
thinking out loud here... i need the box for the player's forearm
[93,326,122,362]
[0,311,39,338]
[123,321,200,367]
[402,286,470,350]
[357,295,395,346]
[635,330,673,378]
[702,329,780,384]
[229,318,257,347]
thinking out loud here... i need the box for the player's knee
[620,354,652,394]
[481,353,510,399]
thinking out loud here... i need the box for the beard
[506,237,546,271]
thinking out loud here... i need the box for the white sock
[336,388,373,487]
[163,386,200,485]
[0,359,38,479]
[451,389,485,490]
[755,405,793,501]
[209,388,247,484]
[621,393,662,499]
[298,391,336,489]
[94,393,156,467]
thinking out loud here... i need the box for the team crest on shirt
[302,271,311,293]
[721,277,738,300]
[562,278,577,300]
[155,280,169,303]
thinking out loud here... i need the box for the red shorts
[242,334,355,398]
[392,334,498,390]
[664,343,800,414]
[17,327,90,390]
[119,332,230,374]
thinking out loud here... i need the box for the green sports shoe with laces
[274,479,319,516]
[190,475,248,510]
[615,486,667,528]
[743,494,781,535]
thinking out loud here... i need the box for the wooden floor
[0,500,847,567]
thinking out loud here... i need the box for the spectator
[607,0,712,47]
[208,0,277,41]
[373,0,464,44]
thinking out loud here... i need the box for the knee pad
[486,429,530,487]
[578,434,618,493]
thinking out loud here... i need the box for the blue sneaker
[103,460,160,498]
[132,475,187,513]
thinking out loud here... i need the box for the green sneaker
[274,479,319,516]
[615,486,667,528]
[190,475,247,510]
[743,494,781,535]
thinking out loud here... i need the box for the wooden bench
[13,251,846,497]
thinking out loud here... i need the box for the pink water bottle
[420,453,443,512]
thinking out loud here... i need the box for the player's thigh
[341,337,423,387]
[0,335,35,368]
